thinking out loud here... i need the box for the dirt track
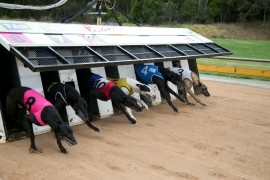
[0,80,270,180]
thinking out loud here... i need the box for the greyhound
[109,77,156,111]
[88,72,143,124]
[47,82,100,132]
[134,64,186,113]
[6,87,77,154]
[169,67,210,106]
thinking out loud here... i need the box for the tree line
[0,0,269,25]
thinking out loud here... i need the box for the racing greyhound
[88,72,143,124]
[134,64,186,113]
[109,77,156,111]
[169,67,210,106]
[47,82,100,132]
[6,87,77,154]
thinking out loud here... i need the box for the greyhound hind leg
[26,113,42,153]
[114,101,137,124]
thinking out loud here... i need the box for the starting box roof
[0,20,232,72]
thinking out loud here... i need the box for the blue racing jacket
[134,64,164,84]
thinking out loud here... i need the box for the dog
[88,72,143,124]
[109,77,156,111]
[134,64,186,113]
[168,67,210,106]
[6,87,77,154]
[47,82,100,132]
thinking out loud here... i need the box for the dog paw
[201,103,207,106]
[174,108,179,113]
[187,103,195,106]
[29,148,42,154]
[130,119,137,124]
[60,148,68,154]
[94,128,100,132]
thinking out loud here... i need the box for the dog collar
[47,82,58,93]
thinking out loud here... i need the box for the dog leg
[26,113,42,153]
[139,98,149,111]
[158,85,178,113]
[85,120,100,132]
[114,101,137,124]
[186,88,206,106]
[53,130,68,154]
[164,82,186,103]
[182,80,195,106]
[132,94,148,111]
[152,77,178,113]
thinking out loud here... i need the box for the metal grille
[205,43,228,53]
[11,42,232,72]
[121,45,161,59]
[149,45,186,57]
[90,46,134,61]
[16,47,63,66]
[171,44,203,55]
[190,44,218,54]
[52,47,104,64]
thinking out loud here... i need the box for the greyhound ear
[136,84,142,88]
[137,84,151,92]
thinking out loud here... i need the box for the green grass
[197,39,270,70]
[196,39,270,81]
[197,58,270,70]
[213,39,270,59]
[200,71,270,81]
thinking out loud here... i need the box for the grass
[182,23,270,41]
[197,58,270,70]
[197,39,270,70]
[196,39,270,81]
[213,39,270,59]
[199,70,270,81]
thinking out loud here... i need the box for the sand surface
[0,80,270,180]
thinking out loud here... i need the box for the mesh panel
[149,45,186,57]
[121,45,160,59]
[205,43,228,53]
[52,47,104,64]
[172,44,203,55]
[190,44,217,54]
[90,46,134,61]
[16,47,62,66]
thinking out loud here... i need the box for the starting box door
[0,109,6,143]
[16,60,51,135]
[90,67,114,118]
[143,63,162,105]
[59,69,84,126]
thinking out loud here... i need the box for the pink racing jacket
[23,89,53,126]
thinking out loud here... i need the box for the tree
[130,0,163,24]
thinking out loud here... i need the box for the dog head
[57,123,77,146]
[136,84,156,104]
[121,96,143,112]
[198,82,210,97]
